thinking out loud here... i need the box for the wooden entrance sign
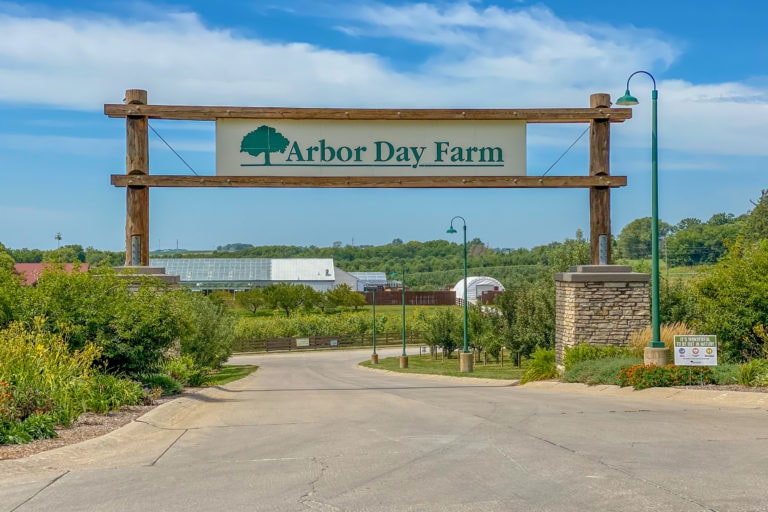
[106,90,630,266]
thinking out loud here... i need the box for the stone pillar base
[644,346,669,366]
[459,352,474,373]
[399,355,409,369]
[370,353,379,364]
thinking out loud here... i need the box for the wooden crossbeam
[104,105,632,123]
[111,174,627,188]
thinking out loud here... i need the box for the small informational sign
[330,339,338,347]
[673,335,717,366]
[296,338,310,348]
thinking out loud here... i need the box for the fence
[364,291,455,306]
[234,331,425,353]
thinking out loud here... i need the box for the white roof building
[149,258,337,291]
[452,276,505,305]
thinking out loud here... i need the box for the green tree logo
[240,125,290,165]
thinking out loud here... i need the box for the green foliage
[0,322,144,444]
[736,359,768,387]
[263,283,323,317]
[139,374,183,396]
[660,277,699,324]
[617,364,716,390]
[546,229,590,272]
[494,279,555,358]
[83,373,143,414]
[695,239,768,361]
[422,308,461,356]
[563,357,642,385]
[618,217,673,259]
[666,213,743,266]
[520,348,558,384]
[743,189,768,242]
[562,343,632,370]
[711,363,739,385]
[326,284,367,310]
[235,287,265,314]
[177,292,235,369]
[0,413,57,445]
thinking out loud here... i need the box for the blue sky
[1,0,766,252]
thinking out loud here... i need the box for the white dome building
[452,276,505,305]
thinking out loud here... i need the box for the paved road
[2,348,768,511]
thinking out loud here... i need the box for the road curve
[1,347,767,511]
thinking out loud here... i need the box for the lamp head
[616,89,639,106]
[446,226,457,234]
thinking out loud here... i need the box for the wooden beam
[124,89,150,267]
[589,93,613,265]
[104,104,632,123]
[110,174,627,189]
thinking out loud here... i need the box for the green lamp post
[391,269,408,368]
[366,286,378,364]
[617,70,664,350]
[447,216,472,372]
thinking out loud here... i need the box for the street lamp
[391,268,409,368]
[447,216,472,372]
[365,287,378,364]
[617,70,664,351]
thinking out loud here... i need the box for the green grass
[204,365,259,386]
[360,355,526,380]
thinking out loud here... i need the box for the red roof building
[13,263,90,286]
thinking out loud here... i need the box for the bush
[617,364,716,390]
[563,357,642,385]
[140,374,183,396]
[563,343,632,370]
[83,373,143,414]
[520,348,558,384]
[711,364,740,385]
[162,355,209,387]
[177,293,235,369]
[737,359,768,387]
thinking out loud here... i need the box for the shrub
[177,292,235,369]
[563,343,632,370]
[0,321,99,426]
[83,373,143,414]
[520,348,558,384]
[737,359,768,387]
[563,357,642,385]
[617,364,716,390]
[140,374,183,396]
[711,364,740,385]
[627,322,695,356]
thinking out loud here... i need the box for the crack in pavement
[9,470,69,512]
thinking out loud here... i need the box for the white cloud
[0,1,766,161]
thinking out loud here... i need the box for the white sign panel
[216,119,526,177]
[673,335,717,366]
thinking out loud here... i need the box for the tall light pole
[391,269,409,368]
[366,287,378,364]
[617,70,664,354]
[447,216,472,373]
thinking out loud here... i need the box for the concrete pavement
[1,347,767,511]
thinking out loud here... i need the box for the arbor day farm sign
[216,120,526,177]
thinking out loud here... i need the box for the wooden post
[589,93,612,264]
[125,89,149,266]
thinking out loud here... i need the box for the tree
[325,284,366,310]
[263,283,322,317]
[423,308,461,357]
[743,189,768,242]
[695,239,768,361]
[618,217,673,259]
[236,288,265,314]
[240,125,290,165]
